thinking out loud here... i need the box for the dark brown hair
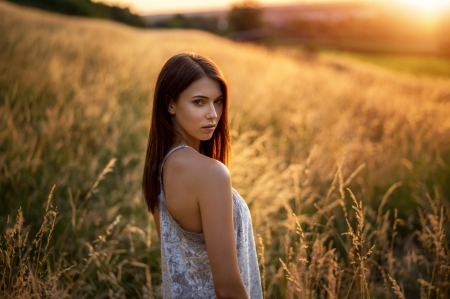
[142,53,230,213]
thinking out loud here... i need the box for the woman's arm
[195,161,249,299]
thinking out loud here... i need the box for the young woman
[142,53,262,298]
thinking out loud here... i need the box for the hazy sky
[93,0,450,17]
[94,0,369,15]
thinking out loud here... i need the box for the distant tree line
[282,19,399,44]
[152,14,221,34]
[227,1,263,32]
[7,0,145,27]
[279,14,435,43]
[149,1,265,37]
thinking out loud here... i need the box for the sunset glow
[396,0,450,14]
[93,0,301,14]
[93,0,450,16]
[394,0,450,31]
[94,0,369,14]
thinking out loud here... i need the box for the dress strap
[160,145,196,173]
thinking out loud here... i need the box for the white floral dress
[158,145,262,298]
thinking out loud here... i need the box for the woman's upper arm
[195,162,249,298]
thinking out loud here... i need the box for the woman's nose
[206,103,217,119]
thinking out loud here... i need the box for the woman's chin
[198,134,214,141]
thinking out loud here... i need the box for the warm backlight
[394,0,450,31]
[396,0,450,14]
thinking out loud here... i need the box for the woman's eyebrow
[192,94,223,99]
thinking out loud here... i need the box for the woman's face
[168,76,223,148]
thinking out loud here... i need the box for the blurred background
[7,0,450,74]
[1,0,450,298]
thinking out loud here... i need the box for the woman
[143,53,262,298]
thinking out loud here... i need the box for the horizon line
[138,0,373,16]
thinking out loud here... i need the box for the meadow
[1,2,450,298]
[322,52,450,79]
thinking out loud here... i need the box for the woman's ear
[168,100,175,115]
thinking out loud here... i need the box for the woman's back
[158,145,262,298]
[163,145,225,233]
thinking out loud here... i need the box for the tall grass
[1,2,450,298]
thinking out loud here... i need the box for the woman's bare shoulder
[167,148,229,176]
[165,149,230,194]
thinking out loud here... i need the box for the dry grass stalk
[388,274,405,299]
[257,234,267,298]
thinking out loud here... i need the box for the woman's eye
[214,99,223,104]
[193,100,203,105]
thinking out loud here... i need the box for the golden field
[1,2,450,298]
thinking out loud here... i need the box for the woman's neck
[172,137,200,152]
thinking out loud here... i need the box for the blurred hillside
[6,0,145,27]
[144,1,450,56]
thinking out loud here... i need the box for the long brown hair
[143,53,230,213]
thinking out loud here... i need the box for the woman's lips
[202,125,216,132]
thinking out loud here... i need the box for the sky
[93,0,450,16]
[94,0,370,15]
